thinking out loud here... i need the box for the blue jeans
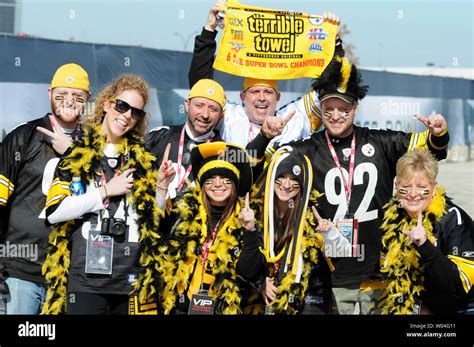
[5,277,47,314]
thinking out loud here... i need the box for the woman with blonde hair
[379,149,473,314]
[41,75,163,314]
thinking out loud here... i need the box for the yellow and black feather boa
[379,186,447,315]
[252,188,326,314]
[153,185,245,314]
[41,123,161,314]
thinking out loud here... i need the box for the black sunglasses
[110,98,146,120]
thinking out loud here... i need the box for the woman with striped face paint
[379,149,474,315]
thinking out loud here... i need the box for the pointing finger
[162,143,171,166]
[36,126,55,138]
[49,115,63,133]
[414,113,430,127]
[417,210,423,227]
[311,205,323,223]
[49,115,57,132]
[245,192,250,210]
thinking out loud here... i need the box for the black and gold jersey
[421,199,474,314]
[0,114,63,282]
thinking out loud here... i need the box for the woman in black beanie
[136,141,264,314]
[244,147,350,314]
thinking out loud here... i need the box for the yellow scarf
[379,186,447,314]
[41,123,161,314]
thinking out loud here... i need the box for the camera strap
[99,196,128,225]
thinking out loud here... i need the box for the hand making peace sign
[36,115,73,155]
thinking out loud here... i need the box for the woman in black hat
[136,141,264,314]
[244,147,350,314]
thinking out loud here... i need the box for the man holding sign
[189,1,343,150]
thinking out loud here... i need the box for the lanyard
[199,221,221,292]
[248,122,255,142]
[177,125,212,192]
[325,131,356,208]
[201,221,220,268]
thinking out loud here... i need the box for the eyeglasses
[110,98,146,120]
[397,188,431,198]
[204,177,233,186]
[322,110,351,120]
[275,177,300,189]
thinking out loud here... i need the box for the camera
[101,217,128,236]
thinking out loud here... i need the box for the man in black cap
[259,56,450,314]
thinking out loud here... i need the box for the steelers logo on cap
[292,165,301,176]
[207,88,215,95]
[66,76,75,84]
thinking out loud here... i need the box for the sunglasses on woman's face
[110,98,146,120]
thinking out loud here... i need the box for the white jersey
[218,90,322,148]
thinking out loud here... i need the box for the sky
[13,0,474,68]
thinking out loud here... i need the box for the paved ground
[438,160,474,217]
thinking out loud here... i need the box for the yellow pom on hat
[51,63,90,92]
[242,78,278,92]
[190,141,253,197]
[187,79,226,109]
